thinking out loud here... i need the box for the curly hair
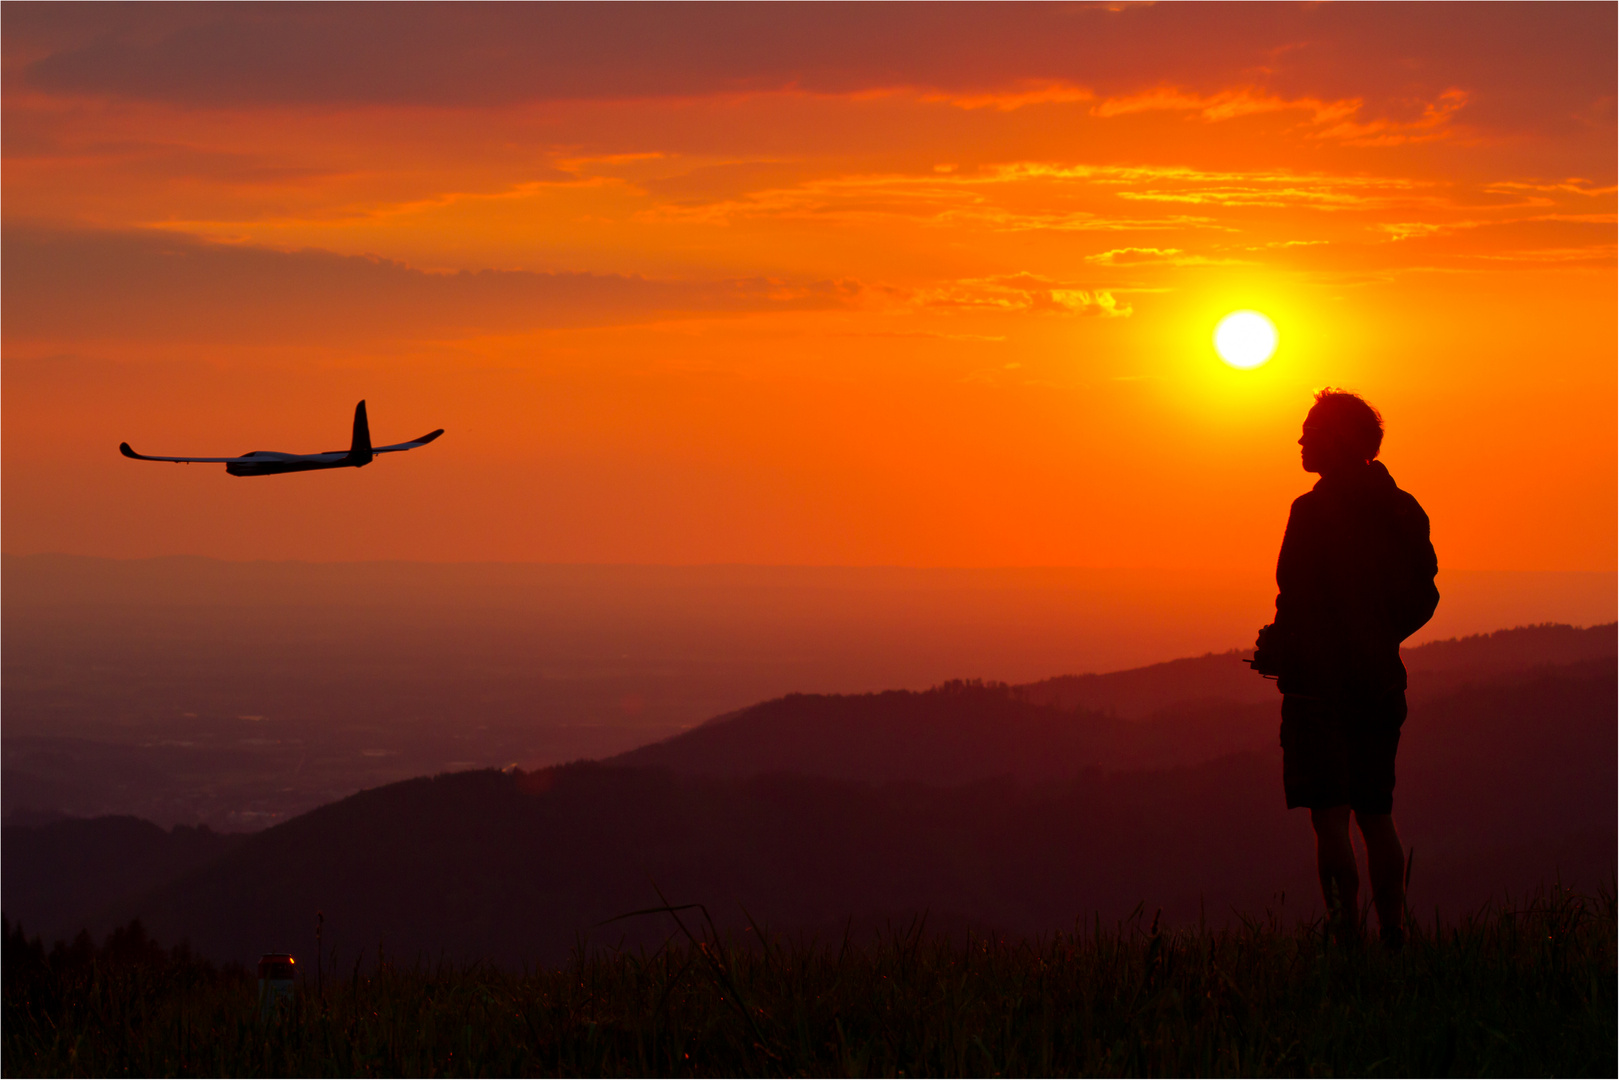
[1306,389,1384,461]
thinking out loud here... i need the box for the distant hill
[608,682,1278,781]
[1018,651,1272,718]
[8,651,1601,968]
[1401,622,1617,680]
[610,623,1616,784]
[1018,621,1615,716]
[1,817,242,942]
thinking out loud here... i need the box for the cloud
[1113,178,1427,211]
[638,160,811,205]
[7,4,1611,144]
[1470,245,1618,266]
[1375,212,1617,247]
[975,163,1434,213]
[634,159,1424,232]
[1116,188,1349,208]
[1081,246,1198,265]
[0,225,860,344]
[1312,89,1470,147]
[946,211,1225,233]
[1484,179,1618,199]
[914,274,1131,318]
[1087,84,1476,146]
[932,82,1096,112]
[1092,86,1360,126]
[1379,223,1448,242]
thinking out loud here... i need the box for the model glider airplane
[120,401,443,477]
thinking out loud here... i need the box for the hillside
[5,624,1610,966]
[608,682,1281,781]
[1023,622,1617,717]
[27,653,1606,967]
[1,817,242,942]
[610,623,1616,783]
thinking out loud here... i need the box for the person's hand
[1248,623,1282,679]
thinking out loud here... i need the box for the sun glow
[1213,311,1279,369]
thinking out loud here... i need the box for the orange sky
[3,3,1614,571]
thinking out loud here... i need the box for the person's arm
[1394,497,1440,640]
[1257,495,1314,678]
[1273,495,1313,635]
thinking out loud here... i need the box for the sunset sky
[4,3,1614,572]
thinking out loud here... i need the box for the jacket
[1272,460,1439,697]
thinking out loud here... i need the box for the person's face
[1299,418,1355,474]
[1299,423,1328,473]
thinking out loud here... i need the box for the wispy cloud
[1313,89,1469,147]
[13,4,1603,152]
[1088,84,1471,147]
[1378,222,1448,241]
[1484,179,1618,199]
[912,273,1131,317]
[1083,246,1241,266]
[1092,85,1360,126]
[2,225,862,343]
[933,209,1228,233]
[1471,245,1618,265]
[635,160,1436,231]
[931,81,1096,111]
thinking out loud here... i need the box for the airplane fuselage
[225,451,371,477]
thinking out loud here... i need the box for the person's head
[1300,389,1383,474]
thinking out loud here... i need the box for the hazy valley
[5,609,1612,967]
[6,554,1613,829]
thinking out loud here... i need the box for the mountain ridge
[4,623,1611,964]
[611,623,1616,782]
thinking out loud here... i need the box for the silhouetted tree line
[931,678,1013,696]
[3,915,234,1023]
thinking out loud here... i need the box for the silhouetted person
[1252,390,1438,949]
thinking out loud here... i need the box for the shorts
[1279,691,1406,815]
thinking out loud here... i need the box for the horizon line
[4,552,1616,576]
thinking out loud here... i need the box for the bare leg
[1356,811,1405,944]
[1310,805,1359,940]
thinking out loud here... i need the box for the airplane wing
[119,443,257,464]
[372,429,445,454]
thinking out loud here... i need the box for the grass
[4,889,1613,1077]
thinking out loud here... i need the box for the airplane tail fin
[347,400,373,466]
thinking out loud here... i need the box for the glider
[120,401,443,477]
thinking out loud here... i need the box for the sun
[1213,311,1279,369]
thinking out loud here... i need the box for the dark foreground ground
[5,889,1612,1077]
